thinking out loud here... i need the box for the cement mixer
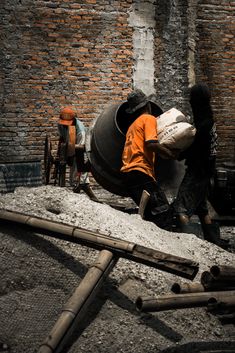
[86,100,185,199]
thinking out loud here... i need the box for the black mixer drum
[87,100,184,197]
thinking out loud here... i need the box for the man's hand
[157,144,177,159]
[146,141,180,159]
[169,148,181,159]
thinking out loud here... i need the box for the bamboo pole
[38,249,117,353]
[201,271,235,291]
[201,271,215,287]
[216,312,235,322]
[135,290,235,312]
[0,209,134,252]
[207,296,235,310]
[210,265,235,282]
[0,209,199,279]
[171,282,204,294]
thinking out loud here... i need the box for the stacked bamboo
[136,265,235,313]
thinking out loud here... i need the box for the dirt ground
[0,186,234,353]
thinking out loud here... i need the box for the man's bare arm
[146,141,179,159]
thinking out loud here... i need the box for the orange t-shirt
[121,114,158,180]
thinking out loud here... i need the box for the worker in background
[120,89,178,230]
[172,83,229,249]
[58,107,99,202]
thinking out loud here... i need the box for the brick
[0,0,234,169]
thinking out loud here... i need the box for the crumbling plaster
[129,0,197,111]
[128,0,156,96]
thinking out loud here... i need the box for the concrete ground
[0,186,234,353]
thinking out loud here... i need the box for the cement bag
[157,108,196,150]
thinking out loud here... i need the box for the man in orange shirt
[58,107,99,202]
[121,89,176,230]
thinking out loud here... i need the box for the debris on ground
[0,186,234,353]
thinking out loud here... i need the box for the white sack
[157,108,196,150]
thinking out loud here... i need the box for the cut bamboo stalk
[38,249,117,353]
[201,271,235,290]
[210,265,235,282]
[136,290,235,312]
[207,296,235,310]
[0,209,199,279]
[171,282,205,294]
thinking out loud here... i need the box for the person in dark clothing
[120,89,177,230]
[173,83,229,248]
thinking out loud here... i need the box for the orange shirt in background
[121,114,158,180]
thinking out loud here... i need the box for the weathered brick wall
[0,0,133,163]
[195,0,235,164]
[1,0,234,172]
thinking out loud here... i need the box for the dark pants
[173,167,209,220]
[122,170,172,230]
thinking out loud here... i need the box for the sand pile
[0,185,234,353]
[0,185,232,277]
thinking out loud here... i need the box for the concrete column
[187,0,198,87]
[128,0,156,96]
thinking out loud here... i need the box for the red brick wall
[195,0,235,164]
[1,0,234,170]
[1,0,133,163]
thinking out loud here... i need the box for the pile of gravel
[0,186,234,353]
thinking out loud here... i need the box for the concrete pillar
[128,0,156,96]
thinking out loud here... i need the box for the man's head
[190,83,211,106]
[59,107,77,126]
[189,83,213,125]
[147,93,163,116]
[126,89,149,114]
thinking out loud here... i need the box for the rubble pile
[0,185,234,353]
